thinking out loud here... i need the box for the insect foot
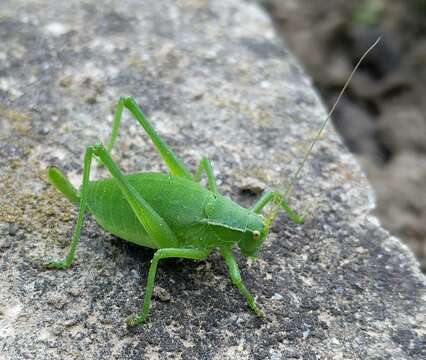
[126,314,147,327]
[39,259,69,270]
[253,305,265,318]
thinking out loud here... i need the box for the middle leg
[194,157,218,193]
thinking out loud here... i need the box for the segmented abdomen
[85,172,252,249]
[85,172,210,248]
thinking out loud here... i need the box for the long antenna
[284,37,381,200]
[265,37,381,227]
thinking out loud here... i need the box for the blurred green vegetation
[353,0,383,26]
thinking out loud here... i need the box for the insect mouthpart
[253,230,260,241]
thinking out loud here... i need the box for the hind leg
[91,141,179,249]
[105,96,193,179]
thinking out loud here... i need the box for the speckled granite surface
[0,0,424,359]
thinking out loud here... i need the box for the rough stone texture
[0,0,424,359]
[261,0,426,271]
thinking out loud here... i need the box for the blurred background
[261,0,426,270]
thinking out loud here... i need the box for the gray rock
[0,0,424,359]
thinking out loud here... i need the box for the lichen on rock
[0,0,424,359]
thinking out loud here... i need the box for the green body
[42,96,302,325]
[41,43,377,324]
[86,172,263,251]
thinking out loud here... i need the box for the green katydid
[41,39,380,325]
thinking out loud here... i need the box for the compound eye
[253,230,260,241]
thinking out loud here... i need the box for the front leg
[251,191,305,224]
[220,247,263,317]
[127,247,210,326]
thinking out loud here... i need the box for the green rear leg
[92,141,179,249]
[45,141,188,326]
[43,141,180,268]
[91,142,198,324]
[106,96,193,179]
[95,143,214,325]
[107,97,221,194]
